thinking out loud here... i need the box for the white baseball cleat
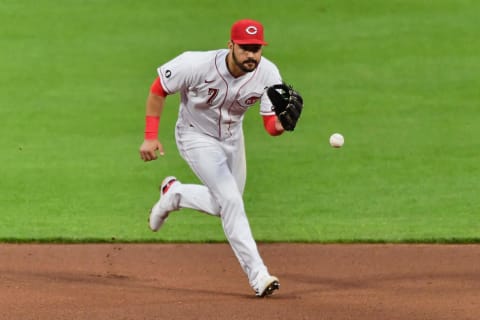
[148,176,180,231]
[254,275,280,297]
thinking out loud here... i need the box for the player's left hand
[267,83,303,131]
[139,139,164,161]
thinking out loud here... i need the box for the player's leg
[172,183,220,217]
[149,124,222,217]
[167,126,246,217]
[176,127,270,288]
[226,131,246,195]
[221,132,278,295]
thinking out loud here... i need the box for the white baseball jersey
[157,49,282,139]
[153,48,282,289]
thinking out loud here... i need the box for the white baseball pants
[171,123,269,287]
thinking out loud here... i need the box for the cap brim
[233,39,268,45]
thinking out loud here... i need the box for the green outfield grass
[1,0,479,242]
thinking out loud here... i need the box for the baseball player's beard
[232,48,258,73]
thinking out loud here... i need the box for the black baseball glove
[266,83,303,131]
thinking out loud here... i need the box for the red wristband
[144,116,160,140]
[262,115,283,136]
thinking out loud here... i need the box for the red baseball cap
[230,19,268,45]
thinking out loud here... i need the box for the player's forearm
[146,93,165,117]
[144,93,165,140]
[262,115,284,136]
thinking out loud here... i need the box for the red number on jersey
[207,88,219,105]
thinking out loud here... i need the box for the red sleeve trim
[150,77,168,97]
[263,115,283,136]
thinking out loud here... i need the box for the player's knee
[218,191,243,209]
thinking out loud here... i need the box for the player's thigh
[176,128,240,199]
[225,134,246,194]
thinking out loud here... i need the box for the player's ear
[227,40,234,50]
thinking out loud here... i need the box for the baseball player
[139,19,303,297]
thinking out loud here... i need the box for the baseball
[329,133,344,148]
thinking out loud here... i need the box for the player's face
[231,42,263,73]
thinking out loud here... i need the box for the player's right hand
[139,139,164,161]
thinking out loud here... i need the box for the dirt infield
[1,244,479,320]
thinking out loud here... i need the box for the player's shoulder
[258,55,280,74]
[257,55,281,80]
[259,55,278,68]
